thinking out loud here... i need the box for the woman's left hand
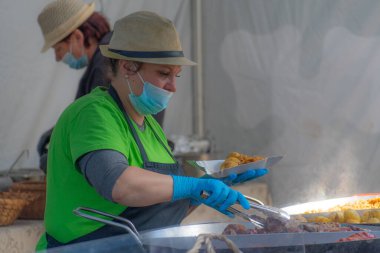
[219,168,269,186]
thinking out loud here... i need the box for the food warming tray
[42,221,380,253]
[38,207,380,253]
[282,194,380,215]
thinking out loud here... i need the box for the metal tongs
[238,195,290,228]
[203,192,290,229]
[73,207,143,247]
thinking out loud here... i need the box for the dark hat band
[109,48,184,58]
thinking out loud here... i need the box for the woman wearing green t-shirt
[37,11,268,250]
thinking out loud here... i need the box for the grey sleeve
[77,149,129,201]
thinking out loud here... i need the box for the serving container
[282,194,380,224]
[42,221,380,253]
[282,194,380,215]
[187,155,283,178]
[42,207,380,253]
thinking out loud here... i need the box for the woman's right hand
[171,175,250,216]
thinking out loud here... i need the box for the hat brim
[99,45,196,66]
[41,2,95,53]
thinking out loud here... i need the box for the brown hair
[106,59,142,78]
[63,12,110,47]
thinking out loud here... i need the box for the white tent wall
[202,0,380,206]
[0,1,194,172]
[1,0,380,208]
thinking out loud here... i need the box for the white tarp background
[0,0,194,172]
[1,0,380,206]
[203,0,380,206]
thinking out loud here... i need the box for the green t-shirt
[38,87,175,247]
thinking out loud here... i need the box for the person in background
[38,0,111,98]
[35,11,268,250]
[36,0,165,173]
[36,0,111,173]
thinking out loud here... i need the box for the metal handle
[248,202,290,220]
[73,207,143,247]
[227,207,264,228]
[243,195,264,206]
[201,191,290,222]
[8,149,29,175]
[201,191,265,227]
[242,193,290,220]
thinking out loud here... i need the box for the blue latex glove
[172,175,250,217]
[222,168,269,186]
[202,168,268,186]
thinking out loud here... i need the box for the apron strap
[145,117,176,161]
[108,86,150,162]
[108,86,176,163]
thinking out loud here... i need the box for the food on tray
[337,232,376,242]
[344,209,361,223]
[304,209,367,224]
[328,211,344,223]
[223,215,376,243]
[292,215,308,223]
[299,197,380,224]
[360,210,380,223]
[309,216,332,223]
[305,197,380,213]
[222,216,369,235]
[220,152,265,170]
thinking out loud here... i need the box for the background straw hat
[99,11,196,66]
[38,0,95,53]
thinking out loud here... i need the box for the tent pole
[192,0,204,138]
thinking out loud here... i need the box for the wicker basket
[9,181,46,219]
[0,196,28,226]
[0,191,39,204]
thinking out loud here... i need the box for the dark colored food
[223,216,368,235]
[338,232,376,242]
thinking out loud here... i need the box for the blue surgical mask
[127,72,173,115]
[62,43,88,69]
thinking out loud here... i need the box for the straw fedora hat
[99,11,196,66]
[38,0,95,53]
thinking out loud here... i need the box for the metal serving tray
[282,194,380,215]
[282,194,380,225]
[187,155,283,178]
[43,222,380,253]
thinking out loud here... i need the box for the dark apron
[46,86,190,248]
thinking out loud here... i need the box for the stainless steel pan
[73,207,380,253]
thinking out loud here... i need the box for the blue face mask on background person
[62,43,88,69]
[127,72,173,115]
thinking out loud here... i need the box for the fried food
[367,218,380,223]
[292,215,307,223]
[344,209,361,223]
[303,208,380,224]
[225,156,240,164]
[361,210,380,223]
[328,211,344,223]
[310,216,331,223]
[305,197,380,213]
[345,219,361,224]
[220,160,239,170]
[361,211,371,222]
[302,197,380,224]
[227,152,241,159]
[220,151,265,170]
